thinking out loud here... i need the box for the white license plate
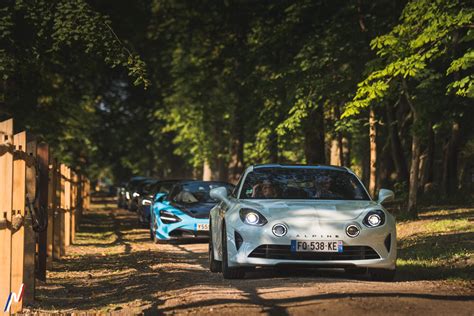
[196,223,209,231]
[291,240,343,252]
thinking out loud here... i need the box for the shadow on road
[34,202,473,314]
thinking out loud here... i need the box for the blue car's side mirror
[154,192,168,203]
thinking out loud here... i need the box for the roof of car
[252,164,349,172]
[176,180,232,185]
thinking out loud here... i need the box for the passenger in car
[252,180,278,198]
[313,175,342,199]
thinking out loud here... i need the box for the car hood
[172,202,215,218]
[239,199,378,221]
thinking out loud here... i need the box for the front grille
[188,212,209,219]
[169,228,209,238]
[248,245,380,260]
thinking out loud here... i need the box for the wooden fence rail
[0,118,90,315]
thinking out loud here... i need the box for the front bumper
[224,213,397,270]
[155,212,209,241]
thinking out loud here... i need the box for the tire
[149,215,154,241]
[153,232,160,244]
[209,220,222,273]
[370,268,396,282]
[152,217,160,244]
[221,223,245,279]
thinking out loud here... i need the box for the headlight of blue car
[160,210,182,224]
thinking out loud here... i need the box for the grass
[396,206,473,282]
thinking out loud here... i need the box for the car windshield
[153,181,176,194]
[172,182,234,204]
[239,167,370,200]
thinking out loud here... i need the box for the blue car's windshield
[239,168,370,200]
[172,182,234,204]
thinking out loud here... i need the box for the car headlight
[142,199,152,206]
[159,210,182,224]
[239,208,267,226]
[363,210,385,227]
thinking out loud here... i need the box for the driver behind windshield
[252,180,278,198]
[313,174,342,199]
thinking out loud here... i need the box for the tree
[344,0,473,217]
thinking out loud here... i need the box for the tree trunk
[386,100,409,183]
[404,80,420,219]
[369,106,377,198]
[408,133,421,218]
[268,128,279,163]
[228,108,245,183]
[217,157,228,181]
[420,122,434,190]
[342,136,351,167]
[442,120,460,196]
[202,161,212,181]
[303,105,325,164]
[330,139,340,166]
[334,104,344,166]
[379,133,395,189]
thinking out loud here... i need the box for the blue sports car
[138,179,181,227]
[150,180,234,242]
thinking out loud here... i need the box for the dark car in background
[137,179,181,226]
[128,178,158,212]
[116,183,128,208]
[122,176,151,211]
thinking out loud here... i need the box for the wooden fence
[0,118,90,315]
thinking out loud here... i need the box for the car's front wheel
[151,217,161,244]
[369,268,396,282]
[209,219,222,273]
[149,214,154,240]
[221,223,245,279]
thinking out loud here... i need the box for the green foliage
[2,0,472,188]
[344,0,473,118]
[0,0,149,176]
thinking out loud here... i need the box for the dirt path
[31,203,473,315]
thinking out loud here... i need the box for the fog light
[272,224,287,237]
[346,225,360,238]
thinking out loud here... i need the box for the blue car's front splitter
[155,214,209,241]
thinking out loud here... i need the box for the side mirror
[378,189,394,204]
[154,192,168,203]
[210,187,229,204]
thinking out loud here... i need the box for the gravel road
[32,203,473,315]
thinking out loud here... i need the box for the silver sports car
[209,164,397,280]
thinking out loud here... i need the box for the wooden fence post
[47,158,58,268]
[0,119,14,315]
[84,178,90,210]
[36,143,49,282]
[59,164,66,256]
[23,134,37,305]
[53,162,61,260]
[64,166,71,247]
[10,132,26,314]
[70,170,77,244]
